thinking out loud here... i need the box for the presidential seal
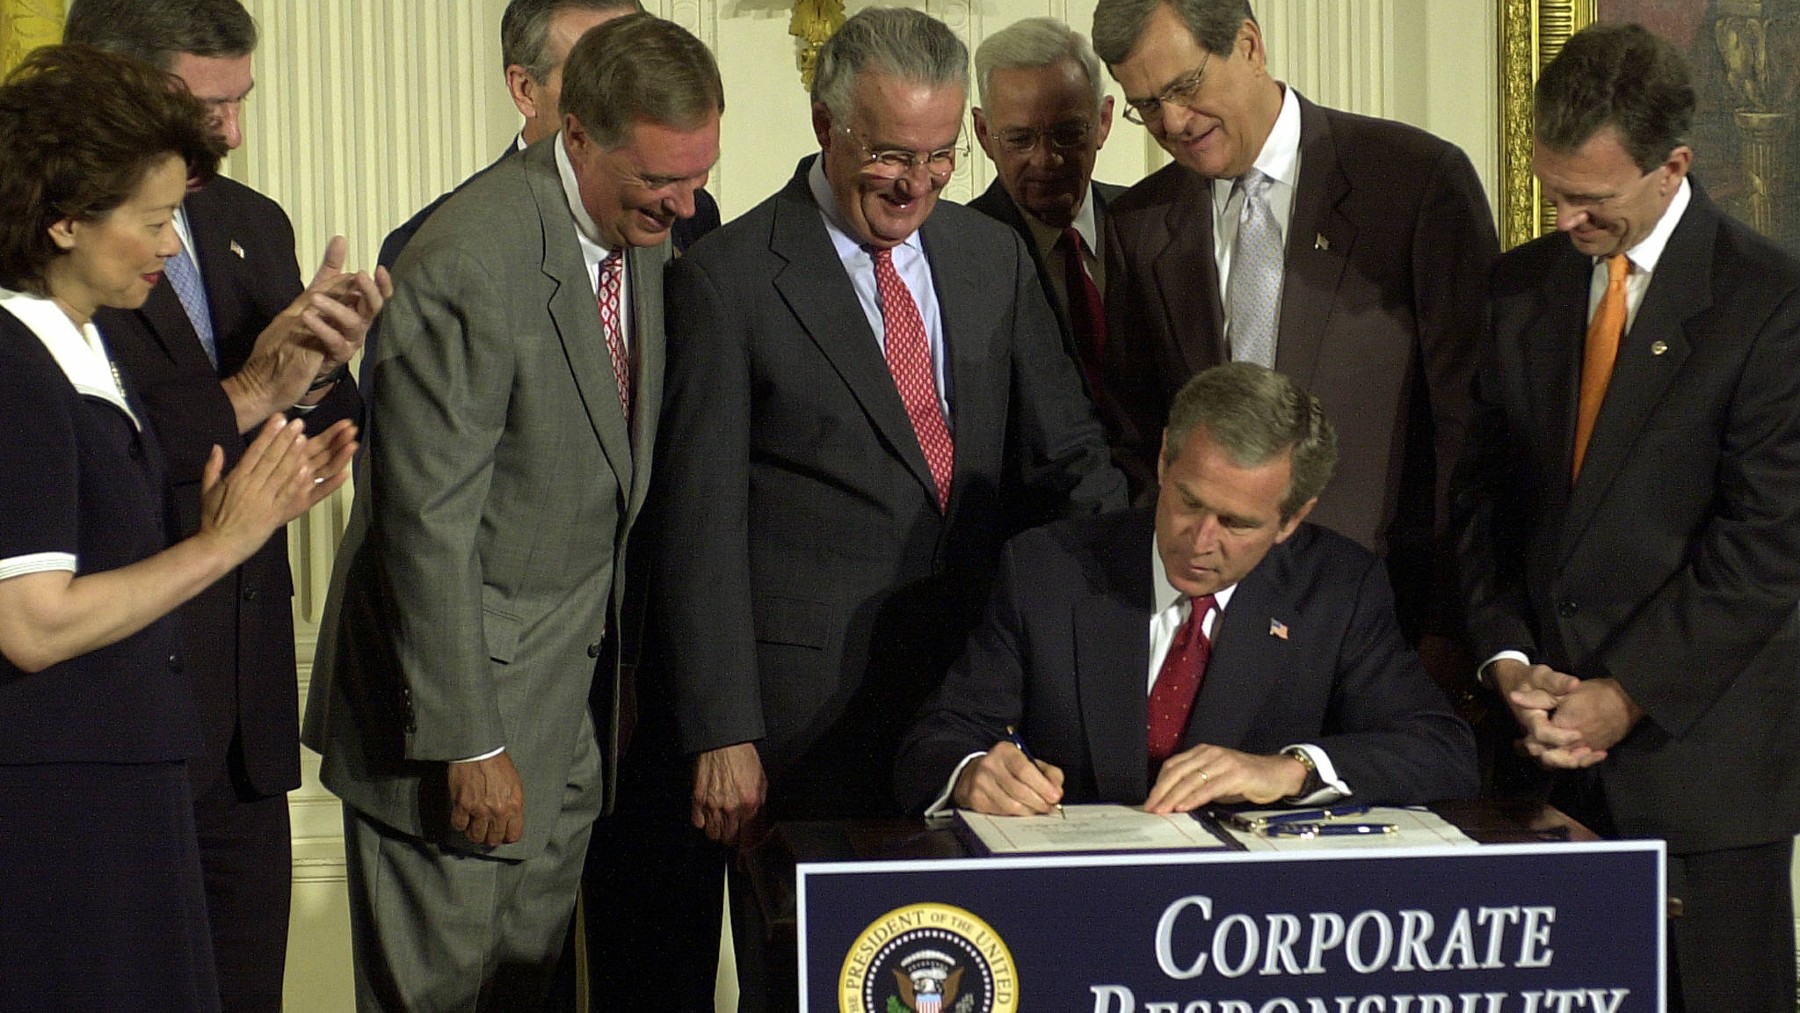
[838,902,1018,1013]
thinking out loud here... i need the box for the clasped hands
[952,739,1310,816]
[224,235,393,429]
[1488,658,1643,769]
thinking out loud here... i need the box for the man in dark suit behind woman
[64,1,387,1007]
[1453,22,1800,1011]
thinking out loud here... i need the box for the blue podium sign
[798,842,1664,1013]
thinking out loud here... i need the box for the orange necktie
[1573,253,1629,480]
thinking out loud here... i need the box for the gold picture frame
[1497,0,1597,249]
[1499,0,1800,253]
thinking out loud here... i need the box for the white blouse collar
[0,288,140,430]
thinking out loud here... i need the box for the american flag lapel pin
[229,240,246,259]
[1269,618,1290,640]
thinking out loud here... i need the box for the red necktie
[1060,227,1107,398]
[597,251,632,433]
[1148,594,1217,763]
[1573,253,1628,481]
[871,246,954,512]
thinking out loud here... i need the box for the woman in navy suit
[0,46,356,1011]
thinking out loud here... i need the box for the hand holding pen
[1005,726,1065,819]
[950,725,1068,817]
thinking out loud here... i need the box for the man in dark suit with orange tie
[1453,23,1800,1011]
[897,364,1475,817]
[1091,0,1496,653]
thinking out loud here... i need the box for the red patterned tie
[871,246,954,512]
[1148,594,1217,764]
[597,251,632,432]
[1060,227,1107,398]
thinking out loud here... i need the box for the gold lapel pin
[1650,340,1668,356]
[1314,234,1329,251]
[230,240,246,259]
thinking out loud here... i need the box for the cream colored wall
[192,2,1499,1009]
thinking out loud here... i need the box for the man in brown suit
[1091,0,1497,649]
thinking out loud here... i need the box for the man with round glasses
[969,18,1125,418]
[1091,0,1499,671]
[652,7,1126,1007]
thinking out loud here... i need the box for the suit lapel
[624,241,668,520]
[768,162,940,504]
[133,195,216,372]
[1275,96,1355,390]
[1153,176,1225,374]
[1185,559,1298,750]
[1562,190,1714,551]
[923,211,1006,514]
[525,144,633,493]
[1074,513,1156,801]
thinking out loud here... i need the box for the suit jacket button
[242,585,259,602]
[587,642,602,658]
[1557,598,1579,618]
[167,654,182,672]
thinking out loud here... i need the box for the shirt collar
[1150,534,1238,616]
[1211,83,1301,208]
[555,131,619,264]
[1613,177,1691,275]
[1020,181,1101,254]
[0,288,139,428]
[807,154,926,260]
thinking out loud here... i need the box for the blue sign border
[799,841,1665,1013]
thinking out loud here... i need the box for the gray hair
[811,7,968,126]
[500,0,644,82]
[559,12,722,149]
[64,0,258,71]
[1163,363,1336,520]
[1534,22,1694,173]
[975,18,1106,113]
[1091,0,1252,67]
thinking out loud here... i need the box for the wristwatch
[1282,746,1323,800]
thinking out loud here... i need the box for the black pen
[1264,822,1398,837]
[1005,725,1064,819]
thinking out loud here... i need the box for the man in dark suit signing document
[897,363,1476,816]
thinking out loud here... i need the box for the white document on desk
[1227,806,1477,852]
[955,804,1232,854]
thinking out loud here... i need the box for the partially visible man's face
[566,112,720,249]
[1154,425,1311,599]
[974,58,1112,229]
[814,71,965,249]
[1108,3,1279,180]
[1534,125,1689,258]
[171,52,254,151]
[514,7,629,145]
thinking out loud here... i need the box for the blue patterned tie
[163,238,219,368]
[1226,169,1281,369]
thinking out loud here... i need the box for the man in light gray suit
[301,14,722,1010]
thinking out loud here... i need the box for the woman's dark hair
[0,44,225,293]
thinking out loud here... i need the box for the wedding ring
[1197,770,1211,782]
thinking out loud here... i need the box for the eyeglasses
[993,122,1094,155]
[839,125,966,180]
[1122,52,1212,125]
